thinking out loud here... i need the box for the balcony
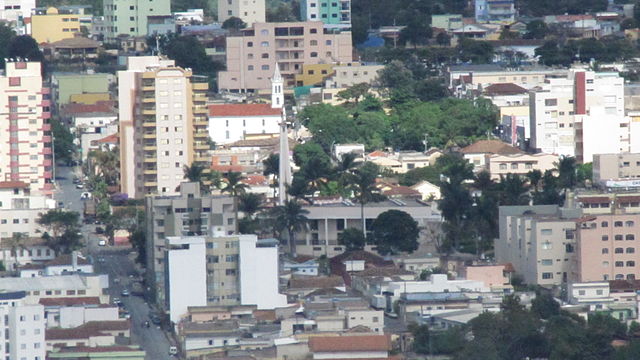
[144,168,158,175]
[143,144,157,151]
[144,181,158,187]
[142,108,156,115]
[143,156,156,163]
[143,132,157,139]
[194,141,210,150]
[192,82,208,91]
[142,97,155,103]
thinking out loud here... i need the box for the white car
[80,192,92,199]
[75,184,84,189]
[98,239,107,246]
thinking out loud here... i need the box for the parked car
[95,227,105,234]
[75,183,84,189]
[121,289,130,297]
[98,239,107,246]
[169,346,178,356]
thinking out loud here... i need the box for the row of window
[498,162,535,170]
[602,247,636,254]
[206,255,238,263]
[603,261,636,267]
[25,289,85,296]
[601,234,635,241]
[9,248,51,257]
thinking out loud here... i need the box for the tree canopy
[371,209,419,255]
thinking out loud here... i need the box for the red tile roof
[44,254,90,267]
[211,164,245,172]
[94,133,119,144]
[289,276,345,289]
[242,174,268,186]
[484,83,528,96]
[40,297,102,307]
[309,335,391,352]
[367,150,388,158]
[61,101,115,115]
[382,185,421,198]
[209,103,282,117]
[46,320,130,340]
[0,181,29,189]
[460,140,523,155]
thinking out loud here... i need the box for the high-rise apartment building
[118,56,210,199]
[300,0,351,28]
[165,234,287,322]
[218,21,353,92]
[0,291,46,360]
[218,0,265,27]
[530,69,631,161]
[0,61,53,196]
[102,0,171,42]
[145,182,235,306]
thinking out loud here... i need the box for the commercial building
[300,0,351,28]
[0,291,45,360]
[475,0,515,24]
[51,72,112,109]
[164,234,287,322]
[208,68,283,145]
[118,56,210,198]
[593,153,640,186]
[40,297,119,329]
[296,197,442,257]
[218,21,353,92]
[530,69,630,160]
[431,14,463,31]
[30,7,80,43]
[0,274,109,305]
[145,182,235,306]
[218,0,265,27]
[495,205,582,286]
[102,0,171,42]
[487,153,559,180]
[0,61,54,196]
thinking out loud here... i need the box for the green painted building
[102,0,171,42]
[51,72,112,108]
[300,0,351,28]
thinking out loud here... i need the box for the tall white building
[529,69,632,162]
[217,0,265,27]
[0,291,45,360]
[0,61,54,197]
[165,236,207,323]
[0,0,35,23]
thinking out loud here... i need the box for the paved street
[54,165,173,360]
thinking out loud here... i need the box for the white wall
[5,303,45,360]
[166,236,207,323]
[58,306,119,328]
[239,235,287,309]
[209,115,280,145]
[185,335,241,351]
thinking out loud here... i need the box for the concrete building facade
[102,0,171,42]
[218,21,353,92]
[0,0,35,23]
[0,61,53,196]
[0,291,45,360]
[145,182,235,306]
[118,56,209,199]
[475,0,515,24]
[218,0,265,27]
[30,7,80,43]
[300,0,351,28]
[593,153,640,185]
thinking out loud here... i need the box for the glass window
[601,221,608,227]
[628,261,636,267]
[615,261,624,267]
[541,259,553,265]
[627,247,635,253]
[542,272,553,279]
[627,221,635,227]
[615,235,624,241]
[627,234,635,241]
[615,248,624,254]
[602,235,609,241]
[615,221,624,227]
[602,248,609,254]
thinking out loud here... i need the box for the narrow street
[54,165,173,360]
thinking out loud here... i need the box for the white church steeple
[271,63,283,109]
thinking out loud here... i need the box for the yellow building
[294,64,335,87]
[31,7,81,44]
[69,93,111,105]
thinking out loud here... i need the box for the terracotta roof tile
[460,140,523,155]
[242,174,268,186]
[39,297,101,307]
[44,254,90,267]
[382,185,421,197]
[289,276,344,290]
[209,104,282,117]
[94,133,119,144]
[355,266,413,277]
[484,83,528,96]
[61,101,115,115]
[0,181,29,189]
[309,335,391,352]
[46,320,130,340]
[48,36,100,48]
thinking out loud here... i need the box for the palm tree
[89,148,120,186]
[183,163,205,182]
[7,232,26,271]
[300,157,332,199]
[271,199,309,255]
[346,162,381,234]
[263,154,279,199]
[556,156,577,192]
[526,169,543,192]
[336,152,358,174]
[498,174,530,206]
[221,171,249,233]
[238,193,264,220]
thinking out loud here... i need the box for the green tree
[371,209,419,255]
[524,20,549,39]
[8,35,44,63]
[498,173,530,205]
[399,17,433,48]
[457,38,494,64]
[238,193,263,219]
[337,83,371,105]
[556,156,577,191]
[52,119,75,164]
[438,154,475,252]
[221,16,247,30]
[183,162,205,182]
[271,199,309,255]
[338,228,366,251]
[577,162,592,187]
[221,172,248,233]
[129,229,146,265]
[165,35,224,75]
[292,141,331,168]
[436,32,451,46]
[531,291,560,319]
[266,2,298,22]
[408,323,432,354]
[0,23,16,69]
[7,232,27,271]
[37,210,82,255]
[346,162,382,233]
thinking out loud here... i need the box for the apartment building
[0,0,35,23]
[0,61,53,196]
[0,291,45,360]
[431,14,463,31]
[218,21,353,92]
[165,234,287,322]
[0,181,55,240]
[495,205,583,286]
[593,153,640,186]
[573,195,640,282]
[475,0,515,24]
[102,0,171,42]
[145,182,235,306]
[530,69,627,160]
[487,153,558,180]
[297,198,442,257]
[0,274,109,305]
[218,0,265,27]
[118,56,209,199]
[30,7,80,43]
[300,0,351,28]
[324,63,384,89]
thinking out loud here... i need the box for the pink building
[574,213,640,282]
[0,61,53,196]
[463,264,513,291]
[218,21,353,92]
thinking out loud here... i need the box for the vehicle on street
[75,183,84,189]
[98,239,107,246]
[121,289,130,296]
[73,178,81,184]
[121,311,131,319]
[144,321,150,328]
[169,346,178,356]
[150,315,161,325]
[98,257,105,263]
[58,201,64,208]
[95,227,105,234]
[80,192,92,199]
[113,298,122,306]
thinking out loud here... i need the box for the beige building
[218,0,265,27]
[218,21,353,92]
[593,153,640,185]
[324,63,384,89]
[495,205,582,286]
[118,56,209,199]
[0,61,53,196]
[145,182,235,306]
[488,153,559,180]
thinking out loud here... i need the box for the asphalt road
[54,165,173,360]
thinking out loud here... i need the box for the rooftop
[209,103,282,117]
[39,297,101,307]
[48,36,100,49]
[460,139,523,155]
[483,83,528,96]
[309,335,391,352]
[289,276,345,289]
[0,274,91,292]
[46,320,130,340]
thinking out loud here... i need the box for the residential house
[283,255,320,276]
[308,335,392,360]
[19,252,94,277]
[460,139,523,172]
[40,297,119,328]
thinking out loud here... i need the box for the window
[248,53,254,59]
[261,65,270,70]
[628,261,636,267]
[542,272,553,279]
[225,269,236,276]
[627,221,635,227]
[603,261,610,267]
[499,164,507,170]
[615,221,624,227]
[545,99,558,106]
[260,29,269,35]
[541,259,553,265]
[602,248,609,254]
[602,235,609,241]
[310,28,317,33]
[511,163,518,169]
[578,290,585,295]
[542,241,552,250]
[627,247,635,253]
[602,221,608,227]
[615,235,624,241]
[247,41,253,47]
[616,261,624,267]
[627,234,635,241]
[310,52,318,57]
[541,229,552,235]
[261,53,269,59]
[261,41,269,47]
[615,247,624,254]
[248,65,254,71]
[9,77,20,86]
[310,40,318,46]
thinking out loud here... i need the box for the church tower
[271,63,283,109]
